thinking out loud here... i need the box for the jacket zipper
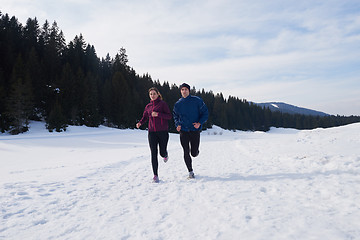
[152,101,156,132]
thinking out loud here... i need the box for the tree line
[1,12,359,134]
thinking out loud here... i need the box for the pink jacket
[138,98,172,132]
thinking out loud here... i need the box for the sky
[2,0,360,116]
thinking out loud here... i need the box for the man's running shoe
[188,171,195,179]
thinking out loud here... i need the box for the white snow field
[1,122,360,240]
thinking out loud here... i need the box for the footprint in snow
[260,187,267,193]
[17,191,28,196]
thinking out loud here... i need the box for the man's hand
[176,125,181,132]
[193,122,201,129]
[151,112,158,117]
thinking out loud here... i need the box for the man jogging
[173,83,209,179]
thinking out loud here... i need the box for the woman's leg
[148,132,159,176]
[158,131,169,158]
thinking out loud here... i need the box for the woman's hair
[148,87,163,100]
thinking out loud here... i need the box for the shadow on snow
[198,170,358,182]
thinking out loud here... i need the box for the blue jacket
[173,95,209,132]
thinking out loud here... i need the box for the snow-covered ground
[1,122,360,240]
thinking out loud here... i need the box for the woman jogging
[136,87,172,183]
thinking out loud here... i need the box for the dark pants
[148,131,169,176]
[180,131,200,172]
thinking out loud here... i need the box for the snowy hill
[256,102,329,116]
[1,122,360,239]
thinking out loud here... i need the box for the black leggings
[180,131,200,172]
[148,131,169,176]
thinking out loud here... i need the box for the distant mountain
[256,102,329,117]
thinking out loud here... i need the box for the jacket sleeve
[138,107,149,125]
[172,104,181,127]
[198,100,209,125]
[157,101,172,120]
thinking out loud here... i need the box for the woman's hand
[151,112,158,117]
[136,122,141,128]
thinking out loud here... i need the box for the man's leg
[190,131,200,157]
[180,131,193,172]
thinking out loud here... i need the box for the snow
[271,103,279,108]
[1,122,360,240]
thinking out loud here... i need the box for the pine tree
[26,47,44,119]
[79,72,101,127]
[213,93,227,127]
[110,71,131,127]
[118,47,128,67]
[0,69,7,132]
[23,18,40,54]
[41,21,65,87]
[57,63,75,122]
[5,55,34,134]
[46,98,67,132]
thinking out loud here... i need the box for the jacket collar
[151,97,161,103]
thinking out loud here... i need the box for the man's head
[180,83,190,98]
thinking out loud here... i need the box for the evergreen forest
[1,12,360,134]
